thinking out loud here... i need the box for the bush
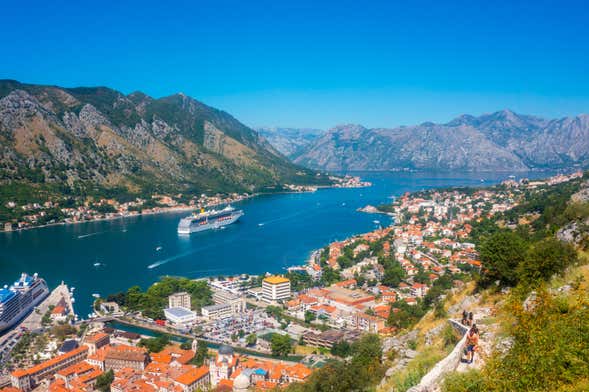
[479,231,528,287]
[442,370,485,392]
[517,238,578,284]
[483,289,589,391]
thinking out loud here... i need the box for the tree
[286,270,314,291]
[479,231,528,286]
[304,311,316,324]
[320,267,341,286]
[138,334,169,353]
[266,305,283,320]
[331,340,352,357]
[191,340,209,366]
[351,334,382,368]
[51,324,77,341]
[95,369,114,392]
[246,333,257,346]
[180,341,192,350]
[388,300,425,329]
[517,237,577,283]
[271,333,292,357]
[379,256,406,287]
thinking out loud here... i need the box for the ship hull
[178,210,244,234]
[0,284,49,334]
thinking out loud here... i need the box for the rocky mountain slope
[293,110,589,171]
[0,80,325,199]
[256,127,323,158]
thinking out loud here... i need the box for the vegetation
[107,276,213,319]
[285,270,314,291]
[270,333,293,357]
[443,287,589,392]
[331,340,352,358]
[95,369,114,392]
[138,334,170,353]
[190,340,209,366]
[284,334,383,392]
[51,324,77,341]
[476,180,583,290]
[246,333,257,346]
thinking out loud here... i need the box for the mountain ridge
[290,110,589,171]
[0,80,326,201]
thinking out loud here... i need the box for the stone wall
[406,320,468,392]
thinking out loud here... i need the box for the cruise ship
[177,205,244,234]
[0,273,49,333]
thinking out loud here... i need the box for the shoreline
[2,182,373,234]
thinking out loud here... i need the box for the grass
[379,347,447,392]
[294,345,318,355]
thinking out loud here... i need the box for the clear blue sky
[1,0,588,129]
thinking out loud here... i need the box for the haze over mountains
[264,110,589,172]
[0,80,324,199]
[256,127,323,159]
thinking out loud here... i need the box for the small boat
[258,223,265,227]
[155,246,163,251]
[341,202,346,206]
[92,293,100,298]
[93,262,101,267]
[373,220,380,224]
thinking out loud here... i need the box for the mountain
[0,80,326,200]
[293,110,589,171]
[256,127,323,158]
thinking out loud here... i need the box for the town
[1,176,369,232]
[0,171,583,392]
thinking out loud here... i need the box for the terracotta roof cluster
[12,346,89,378]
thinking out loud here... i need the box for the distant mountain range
[256,127,323,158]
[0,80,325,200]
[284,110,589,172]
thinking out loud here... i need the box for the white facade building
[262,276,291,302]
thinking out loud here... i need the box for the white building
[164,307,197,324]
[168,292,191,309]
[262,276,291,302]
[201,303,233,320]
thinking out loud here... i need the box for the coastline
[2,181,373,234]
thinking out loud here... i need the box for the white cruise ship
[177,205,244,234]
[0,273,49,333]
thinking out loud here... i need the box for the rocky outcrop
[406,320,468,392]
[256,127,323,158]
[0,80,321,195]
[293,110,589,171]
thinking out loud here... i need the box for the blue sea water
[0,171,547,316]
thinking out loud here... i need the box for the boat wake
[78,232,104,239]
[147,236,237,269]
[256,208,316,227]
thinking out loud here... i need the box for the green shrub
[442,370,485,392]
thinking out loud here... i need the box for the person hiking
[468,311,474,326]
[465,324,479,364]
[461,310,468,326]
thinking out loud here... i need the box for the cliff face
[256,127,323,158]
[0,80,321,196]
[293,110,589,172]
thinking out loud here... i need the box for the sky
[1,0,588,129]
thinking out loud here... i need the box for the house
[411,283,429,298]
